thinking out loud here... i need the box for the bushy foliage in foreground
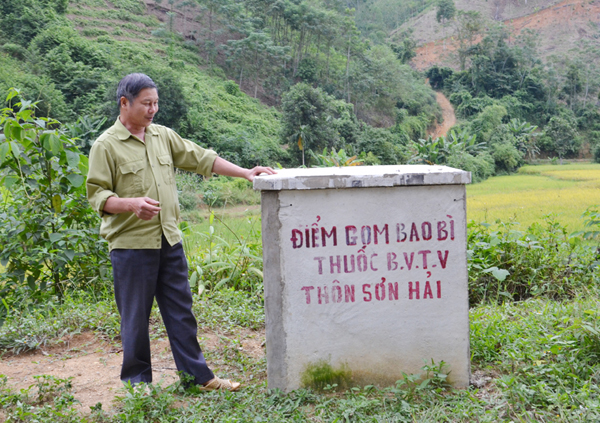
[468,212,600,305]
[0,90,110,306]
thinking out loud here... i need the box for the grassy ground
[467,162,600,232]
[2,165,600,421]
[3,288,600,421]
[182,206,262,248]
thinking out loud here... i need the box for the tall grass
[467,162,600,231]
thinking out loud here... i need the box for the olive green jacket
[86,118,217,251]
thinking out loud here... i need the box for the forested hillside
[1,0,599,177]
[0,0,446,169]
[390,0,600,171]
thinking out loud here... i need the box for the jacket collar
[114,117,158,141]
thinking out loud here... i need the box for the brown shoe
[199,376,241,392]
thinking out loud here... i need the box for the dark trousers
[110,236,214,385]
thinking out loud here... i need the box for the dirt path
[429,91,456,139]
[0,330,265,416]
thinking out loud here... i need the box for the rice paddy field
[467,162,600,232]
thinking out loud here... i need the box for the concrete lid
[253,165,471,191]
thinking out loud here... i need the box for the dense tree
[390,29,416,64]
[280,83,341,165]
[454,10,483,70]
[436,0,455,25]
[224,32,289,98]
[354,0,434,40]
[544,115,580,162]
[436,0,455,50]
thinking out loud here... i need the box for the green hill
[0,0,446,167]
[0,0,287,166]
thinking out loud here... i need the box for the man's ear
[119,96,128,108]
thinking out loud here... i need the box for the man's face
[120,87,159,128]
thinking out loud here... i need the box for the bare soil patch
[411,0,600,70]
[0,329,265,415]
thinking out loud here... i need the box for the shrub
[224,80,241,97]
[0,56,71,121]
[490,142,523,173]
[0,89,110,301]
[445,151,495,183]
[356,126,410,165]
[1,43,25,59]
[182,212,264,295]
[201,176,259,208]
[467,216,597,305]
[280,83,341,165]
[594,145,600,164]
[426,65,454,90]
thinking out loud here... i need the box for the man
[86,73,275,391]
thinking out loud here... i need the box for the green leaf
[483,266,510,282]
[19,100,32,111]
[6,89,18,102]
[492,269,510,282]
[9,141,20,157]
[0,142,9,163]
[27,278,37,291]
[40,132,50,150]
[48,133,62,155]
[64,250,76,261]
[247,267,263,279]
[49,233,63,243]
[10,123,24,142]
[3,120,11,139]
[213,277,231,290]
[18,109,33,121]
[41,132,62,155]
[2,175,19,188]
[489,236,501,247]
[65,150,80,168]
[78,155,89,175]
[66,174,84,187]
[189,271,198,288]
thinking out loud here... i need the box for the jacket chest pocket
[118,159,146,196]
[157,154,175,185]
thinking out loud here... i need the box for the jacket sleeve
[86,141,118,217]
[167,128,218,178]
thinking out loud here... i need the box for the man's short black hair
[116,73,157,108]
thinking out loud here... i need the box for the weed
[193,288,264,331]
[300,360,352,391]
[201,176,260,208]
[182,209,264,294]
[0,292,119,353]
[467,214,597,305]
[114,381,179,422]
[1,375,80,422]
